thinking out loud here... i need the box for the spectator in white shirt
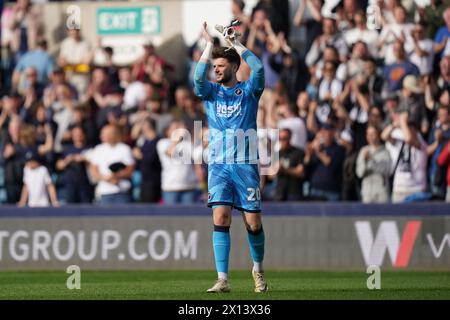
[86,124,135,204]
[382,112,429,203]
[344,10,380,58]
[409,22,435,76]
[18,150,59,207]
[157,120,199,204]
[378,5,415,65]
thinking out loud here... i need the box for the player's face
[213,58,235,84]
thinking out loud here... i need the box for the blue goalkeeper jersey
[194,50,265,164]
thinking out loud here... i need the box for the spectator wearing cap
[86,124,135,204]
[58,28,93,96]
[382,112,429,203]
[270,128,305,201]
[18,149,59,207]
[56,126,93,203]
[397,75,428,135]
[12,39,54,91]
[304,123,346,201]
[383,39,420,93]
[356,125,392,203]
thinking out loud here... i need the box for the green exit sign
[97,7,160,35]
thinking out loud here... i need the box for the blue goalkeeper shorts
[207,163,261,213]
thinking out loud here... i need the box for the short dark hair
[212,47,241,69]
[280,128,292,138]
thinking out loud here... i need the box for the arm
[56,154,74,171]
[37,124,54,156]
[356,148,368,178]
[284,164,305,178]
[193,22,213,99]
[47,183,59,207]
[434,36,447,54]
[399,112,421,149]
[236,44,264,96]
[112,164,135,180]
[293,0,307,27]
[437,141,450,167]
[18,185,28,207]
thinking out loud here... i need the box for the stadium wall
[0,203,449,271]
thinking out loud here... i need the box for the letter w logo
[355,221,421,268]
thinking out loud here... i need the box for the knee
[215,214,230,226]
[246,222,262,234]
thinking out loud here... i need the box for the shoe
[252,270,268,293]
[206,279,231,293]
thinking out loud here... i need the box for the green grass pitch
[0,270,449,300]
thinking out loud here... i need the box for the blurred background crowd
[0,0,450,206]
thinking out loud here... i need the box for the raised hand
[202,21,213,43]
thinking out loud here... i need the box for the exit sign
[97,7,160,35]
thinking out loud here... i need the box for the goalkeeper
[194,22,267,293]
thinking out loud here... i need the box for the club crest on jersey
[234,88,243,96]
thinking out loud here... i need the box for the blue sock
[213,225,230,279]
[247,226,265,271]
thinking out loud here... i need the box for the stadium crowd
[1,0,450,206]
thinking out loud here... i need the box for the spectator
[269,44,309,103]
[378,5,415,65]
[421,0,445,39]
[6,0,44,61]
[18,149,59,207]
[305,16,348,67]
[86,124,135,204]
[58,28,92,96]
[434,7,450,58]
[270,95,307,151]
[427,105,450,199]
[271,128,305,201]
[304,123,346,201]
[409,22,435,77]
[356,125,392,203]
[437,138,450,202]
[131,118,162,203]
[316,61,343,125]
[383,40,420,93]
[1,119,53,204]
[344,10,379,58]
[12,39,54,91]
[56,126,93,203]
[397,75,429,135]
[293,0,323,55]
[383,112,428,203]
[157,120,198,204]
[47,84,77,153]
